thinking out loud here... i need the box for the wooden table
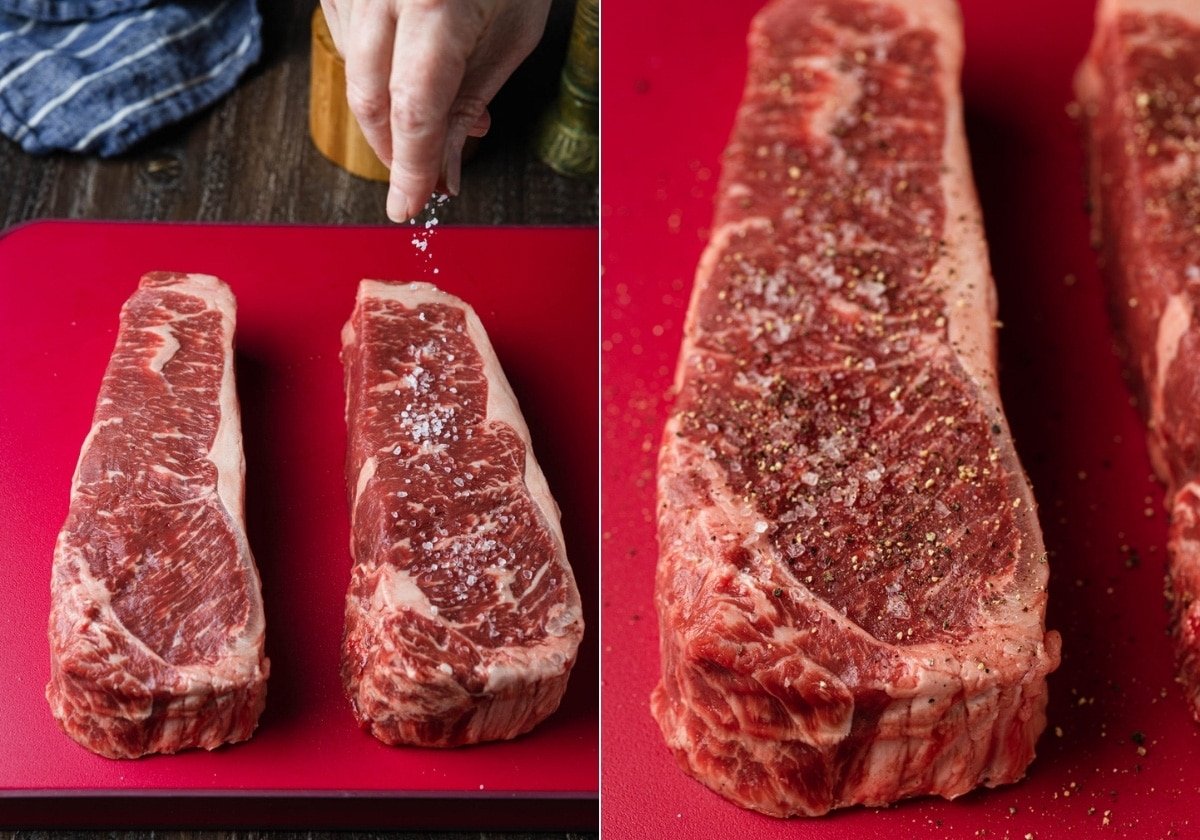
[0,0,597,228]
[0,1,597,837]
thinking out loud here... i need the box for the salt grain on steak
[654,0,1060,816]
[341,281,583,747]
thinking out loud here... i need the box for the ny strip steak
[341,280,583,747]
[654,0,1060,816]
[1077,0,1200,720]
[48,272,268,759]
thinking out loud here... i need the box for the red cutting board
[0,221,597,830]
[602,1,1199,838]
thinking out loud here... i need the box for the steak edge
[47,272,268,759]
[653,0,1060,816]
[341,280,583,747]
[1076,0,1200,718]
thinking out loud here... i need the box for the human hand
[321,0,552,222]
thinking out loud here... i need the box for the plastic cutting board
[0,220,598,830]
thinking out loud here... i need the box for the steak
[653,0,1060,817]
[1077,0,1200,718]
[341,280,583,747]
[47,272,268,759]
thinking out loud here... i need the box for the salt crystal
[438,663,453,675]
[753,521,769,534]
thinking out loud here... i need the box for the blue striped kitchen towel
[0,0,261,156]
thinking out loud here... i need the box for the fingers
[439,94,488,197]
[438,1,550,199]
[343,0,398,167]
[339,0,550,222]
[320,0,344,54]
[385,3,479,221]
[467,108,490,139]
[436,108,488,196]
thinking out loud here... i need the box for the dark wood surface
[0,1,597,837]
[0,0,597,228]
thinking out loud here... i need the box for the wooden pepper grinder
[309,6,390,182]
[537,0,599,178]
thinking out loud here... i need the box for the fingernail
[468,113,489,138]
[386,188,409,223]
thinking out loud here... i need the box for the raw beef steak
[653,0,1060,816]
[341,281,583,747]
[47,272,268,759]
[1077,0,1200,719]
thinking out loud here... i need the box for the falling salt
[438,663,453,675]
[408,193,449,277]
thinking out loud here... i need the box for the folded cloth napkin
[0,0,261,156]
[0,1,157,23]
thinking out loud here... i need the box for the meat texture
[653,0,1060,817]
[1077,0,1200,718]
[341,280,583,747]
[47,272,268,759]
